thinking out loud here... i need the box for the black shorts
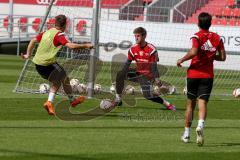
[35,63,67,82]
[187,78,213,101]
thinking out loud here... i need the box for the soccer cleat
[114,99,123,106]
[43,101,55,115]
[166,104,176,111]
[71,96,85,107]
[181,135,190,143]
[196,127,204,146]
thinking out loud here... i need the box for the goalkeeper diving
[21,14,93,115]
[114,27,176,111]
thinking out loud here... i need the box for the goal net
[15,0,240,97]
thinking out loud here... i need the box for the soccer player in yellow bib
[21,15,93,115]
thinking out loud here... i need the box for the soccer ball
[70,79,80,93]
[100,99,113,110]
[153,85,169,95]
[125,85,135,95]
[169,85,177,95]
[153,85,160,95]
[70,78,80,86]
[183,86,187,95]
[94,84,102,94]
[110,83,116,93]
[39,83,50,93]
[232,88,240,97]
[77,83,87,94]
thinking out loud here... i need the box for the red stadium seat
[219,18,227,25]
[227,0,235,6]
[186,17,197,23]
[211,17,218,25]
[3,16,9,29]
[143,0,153,5]
[229,18,236,25]
[235,19,240,26]
[233,8,240,17]
[76,20,87,35]
[222,7,232,17]
[212,7,222,16]
[47,18,55,29]
[32,18,41,32]
[101,0,130,8]
[18,17,28,32]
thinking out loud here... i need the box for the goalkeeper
[114,27,176,111]
[21,14,93,115]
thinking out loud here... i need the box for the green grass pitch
[0,54,240,160]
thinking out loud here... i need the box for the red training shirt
[35,30,69,47]
[128,43,158,79]
[187,30,225,78]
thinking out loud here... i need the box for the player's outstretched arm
[65,42,94,49]
[177,47,198,67]
[215,49,226,61]
[215,39,226,61]
[21,38,38,59]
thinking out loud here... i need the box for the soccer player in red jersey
[21,15,93,115]
[177,12,226,146]
[114,27,176,111]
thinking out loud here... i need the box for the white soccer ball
[153,85,160,95]
[100,99,113,109]
[77,83,87,94]
[125,85,135,95]
[70,79,80,93]
[39,83,50,93]
[183,86,187,95]
[94,84,102,94]
[153,85,168,95]
[70,78,80,87]
[233,88,240,97]
[110,83,116,93]
[169,85,177,95]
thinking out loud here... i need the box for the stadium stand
[60,0,130,8]
[172,0,209,23]
[119,0,145,20]
[147,0,181,22]
[185,0,240,26]
[101,0,130,8]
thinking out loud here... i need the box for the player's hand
[21,53,30,59]
[85,43,94,49]
[177,59,183,67]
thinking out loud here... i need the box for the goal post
[88,0,101,98]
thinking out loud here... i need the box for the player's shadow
[0,148,97,160]
[205,142,240,147]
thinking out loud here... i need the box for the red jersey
[36,30,69,47]
[128,43,158,79]
[187,30,224,78]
